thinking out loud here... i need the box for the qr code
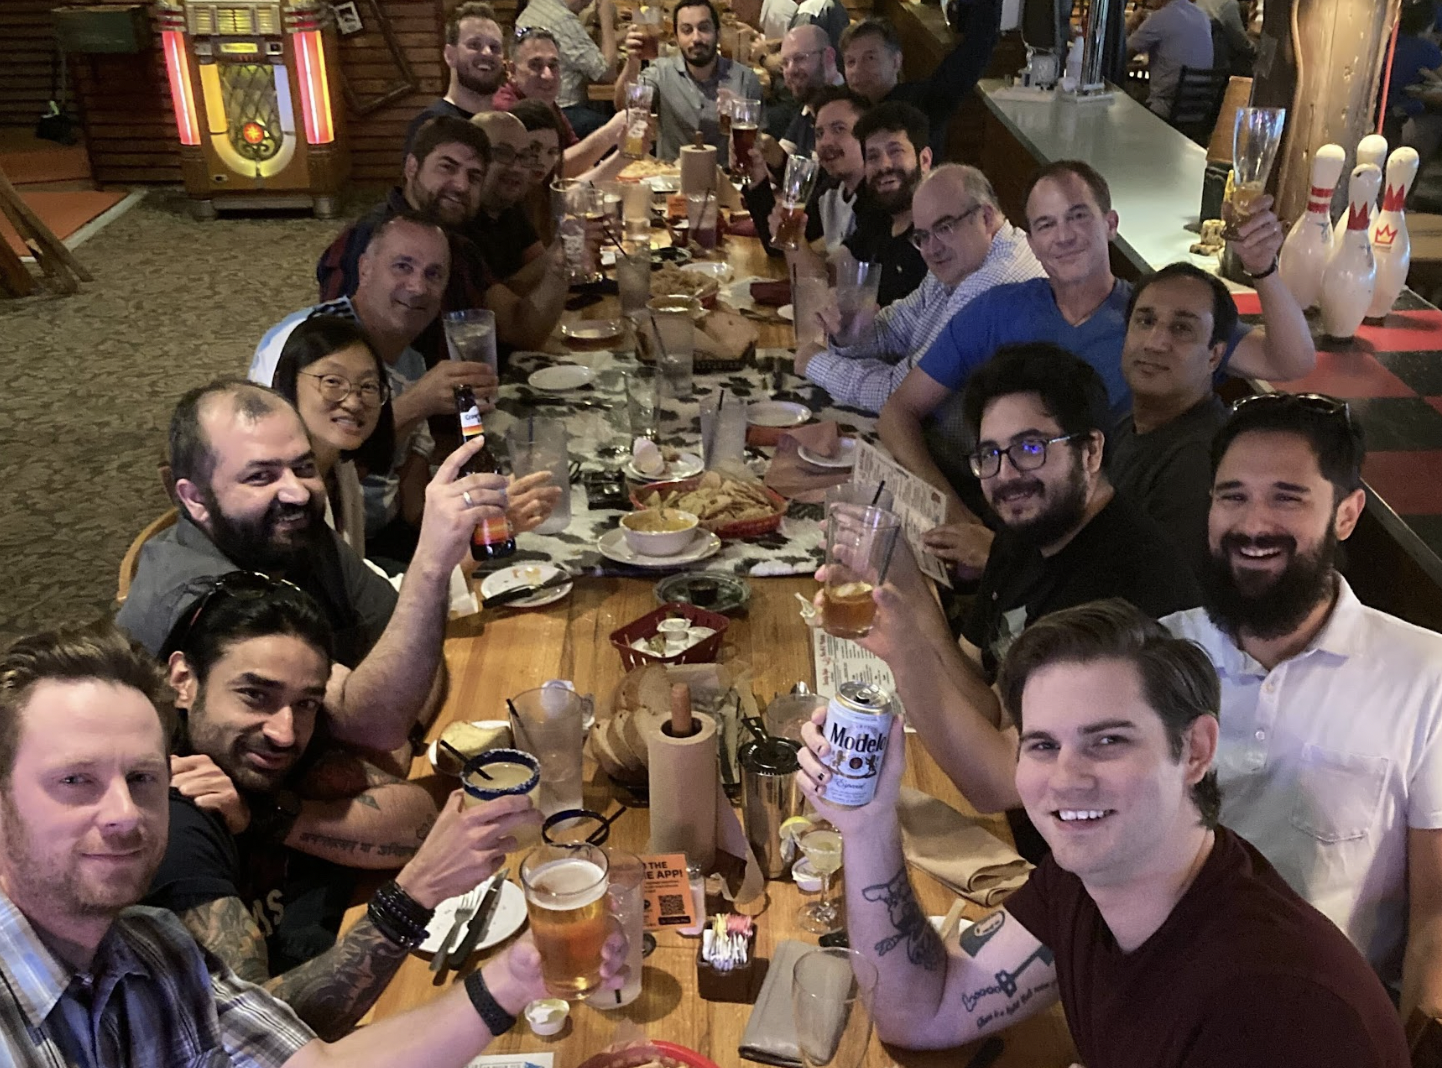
[658,893,688,917]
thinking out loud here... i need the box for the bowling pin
[1366,147,1422,319]
[1320,163,1381,340]
[1334,134,1388,245]
[1278,143,1346,310]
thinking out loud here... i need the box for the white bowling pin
[1366,147,1422,319]
[1334,134,1388,245]
[1278,143,1347,310]
[1320,163,1381,339]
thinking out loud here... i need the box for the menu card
[851,440,951,588]
[810,626,910,727]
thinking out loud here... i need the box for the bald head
[472,111,532,208]
[472,110,528,152]
[170,378,290,487]
[780,24,836,99]
[912,164,1003,289]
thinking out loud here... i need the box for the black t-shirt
[403,97,475,160]
[962,493,1203,681]
[145,792,357,975]
[842,204,927,308]
[463,206,541,282]
[1004,827,1409,1068]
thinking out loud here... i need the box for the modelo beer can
[820,680,894,807]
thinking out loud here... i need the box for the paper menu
[851,440,951,588]
[810,626,910,727]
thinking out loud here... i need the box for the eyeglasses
[909,204,982,249]
[780,47,824,67]
[968,432,1084,479]
[491,144,540,166]
[1230,391,1352,427]
[161,571,309,659]
[299,371,390,406]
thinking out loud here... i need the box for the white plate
[681,261,733,284]
[748,400,810,428]
[478,564,573,609]
[644,175,680,193]
[798,437,857,469]
[597,527,722,568]
[622,451,704,482]
[528,364,595,391]
[560,319,623,343]
[777,304,795,322]
[426,719,512,775]
[419,879,527,956]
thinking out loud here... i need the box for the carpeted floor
[0,187,362,645]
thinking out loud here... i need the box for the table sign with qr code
[640,852,697,930]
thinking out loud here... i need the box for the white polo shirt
[1164,578,1442,987]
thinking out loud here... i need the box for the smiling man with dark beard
[843,101,931,306]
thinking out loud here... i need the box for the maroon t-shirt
[1003,827,1408,1068]
[492,81,580,149]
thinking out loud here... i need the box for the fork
[429,886,483,973]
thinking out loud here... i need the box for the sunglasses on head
[160,571,308,659]
[1230,391,1353,428]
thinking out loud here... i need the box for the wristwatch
[1247,256,1279,281]
[247,788,302,843]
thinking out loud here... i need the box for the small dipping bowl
[525,998,570,1036]
[460,748,540,807]
[542,807,613,846]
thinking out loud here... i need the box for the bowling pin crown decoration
[1368,147,1422,319]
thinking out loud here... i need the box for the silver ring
[462,490,475,508]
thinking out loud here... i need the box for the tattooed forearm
[861,866,945,971]
[177,897,271,986]
[294,830,419,862]
[263,916,411,1040]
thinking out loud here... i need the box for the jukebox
[157,0,347,217]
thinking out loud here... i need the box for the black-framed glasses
[780,47,824,67]
[298,370,390,406]
[968,432,1084,479]
[909,204,982,249]
[1230,391,1352,427]
[491,144,537,166]
[160,571,308,659]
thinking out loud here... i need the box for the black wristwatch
[1247,256,1279,281]
[247,788,302,843]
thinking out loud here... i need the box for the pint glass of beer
[521,842,611,1000]
[729,97,761,179]
[821,505,901,639]
[776,154,819,251]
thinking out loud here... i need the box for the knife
[446,868,508,971]
[481,572,574,608]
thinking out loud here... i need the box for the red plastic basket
[629,476,787,539]
[577,1041,722,1068]
[610,602,730,669]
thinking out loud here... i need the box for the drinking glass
[647,312,694,400]
[623,105,652,161]
[554,179,604,284]
[822,505,901,639]
[624,364,660,439]
[793,270,829,351]
[618,248,652,317]
[718,94,735,142]
[1224,107,1286,240]
[521,842,610,1000]
[776,155,819,251]
[686,192,719,251]
[624,81,655,112]
[700,390,747,470]
[833,258,881,347]
[633,5,663,60]
[824,480,895,515]
[460,748,540,808]
[504,418,570,535]
[622,180,653,243]
[790,948,879,1068]
[508,685,585,815]
[729,97,761,178]
[585,850,645,1009]
[796,824,843,933]
[443,308,498,373]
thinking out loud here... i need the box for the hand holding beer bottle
[411,428,509,579]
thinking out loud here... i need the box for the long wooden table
[349,236,1076,1068]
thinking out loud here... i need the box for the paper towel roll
[647,713,718,870]
[680,144,718,197]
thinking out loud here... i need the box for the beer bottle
[455,385,516,560]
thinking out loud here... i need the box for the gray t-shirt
[638,55,764,163]
[115,515,398,667]
[1107,394,1227,580]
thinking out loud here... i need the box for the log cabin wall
[0,0,65,130]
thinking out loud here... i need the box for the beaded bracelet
[367,880,435,949]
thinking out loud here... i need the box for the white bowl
[619,509,700,557]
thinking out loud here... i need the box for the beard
[203,485,326,573]
[412,183,472,228]
[457,62,506,96]
[1203,526,1339,641]
[684,38,718,68]
[991,463,1090,549]
[865,165,921,215]
[186,690,298,794]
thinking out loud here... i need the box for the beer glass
[776,155,819,251]
[521,842,610,1000]
[822,505,901,639]
[1224,107,1286,240]
[718,94,735,142]
[443,308,498,373]
[554,179,604,284]
[790,948,878,1068]
[634,4,662,60]
[585,850,645,1009]
[624,365,660,439]
[730,97,761,179]
[508,685,585,815]
[504,418,570,535]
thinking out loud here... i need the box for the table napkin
[738,938,810,1067]
[898,787,1033,907]
[763,422,852,503]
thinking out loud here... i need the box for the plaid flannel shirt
[513,0,609,109]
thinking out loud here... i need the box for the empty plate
[798,437,858,469]
[681,261,733,284]
[528,364,595,391]
[561,319,624,344]
[747,400,810,428]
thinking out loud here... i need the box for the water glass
[790,948,879,1068]
[618,249,652,317]
[824,480,895,515]
[508,685,585,815]
[624,365,660,439]
[1225,107,1286,240]
[504,418,570,535]
[793,271,829,351]
[521,842,610,1000]
[686,192,719,251]
[443,308,498,372]
[822,505,902,640]
[586,850,645,1009]
[700,390,747,470]
[648,313,694,400]
[834,257,882,347]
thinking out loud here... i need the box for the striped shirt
[804,221,1043,413]
[513,0,609,109]
[0,891,315,1068]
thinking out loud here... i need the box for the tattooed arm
[177,896,411,1041]
[284,750,440,870]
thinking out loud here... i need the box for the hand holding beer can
[819,681,894,807]
[821,505,901,639]
[520,842,611,1000]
